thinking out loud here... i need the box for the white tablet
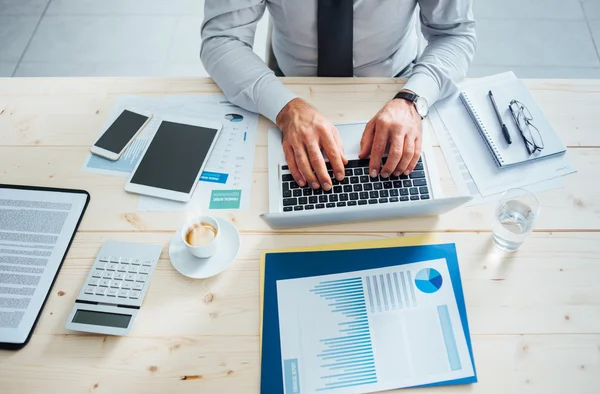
[124,116,222,202]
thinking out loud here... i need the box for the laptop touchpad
[336,122,367,155]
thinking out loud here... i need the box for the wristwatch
[393,91,429,119]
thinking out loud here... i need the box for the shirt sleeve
[403,0,477,106]
[200,0,298,124]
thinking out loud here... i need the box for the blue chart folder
[260,243,477,393]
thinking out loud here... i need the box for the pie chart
[415,268,443,294]
[225,113,244,122]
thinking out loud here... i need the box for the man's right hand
[276,98,347,191]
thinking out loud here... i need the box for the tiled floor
[469,0,600,78]
[0,0,599,79]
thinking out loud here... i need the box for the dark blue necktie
[317,0,354,77]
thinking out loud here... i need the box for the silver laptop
[261,122,471,229]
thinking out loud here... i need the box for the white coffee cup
[181,215,220,258]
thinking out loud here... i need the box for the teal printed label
[201,171,229,184]
[284,358,300,394]
[209,190,241,209]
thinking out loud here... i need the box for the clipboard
[0,184,90,349]
[259,239,477,393]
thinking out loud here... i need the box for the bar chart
[364,270,418,314]
[309,277,378,391]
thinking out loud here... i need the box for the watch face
[415,97,429,117]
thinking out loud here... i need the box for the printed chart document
[276,258,474,393]
[82,94,259,211]
[136,94,259,211]
[0,186,88,346]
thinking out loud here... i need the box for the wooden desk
[0,77,599,393]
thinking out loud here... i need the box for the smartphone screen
[94,110,149,154]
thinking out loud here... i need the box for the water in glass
[492,199,536,252]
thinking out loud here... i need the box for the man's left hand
[359,96,422,178]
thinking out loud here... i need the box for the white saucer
[169,218,240,279]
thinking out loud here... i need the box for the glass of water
[492,188,539,252]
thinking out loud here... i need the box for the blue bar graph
[366,276,375,313]
[437,305,462,371]
[407,270,417,307]
[379,275,388,311]
[400,272,410,309]
[364,270,417,313]
[372,276,381,312]
[393,272,403,309]
[310,278,377,391]
[386,274,395,310]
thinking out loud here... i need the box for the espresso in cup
[181,215,220,259]
[185,222,217,247]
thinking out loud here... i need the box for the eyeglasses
[508,100,544,155]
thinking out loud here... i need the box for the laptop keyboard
[280,157,429,212]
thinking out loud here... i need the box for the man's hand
[359,95,422,178]
[277,98,347,191]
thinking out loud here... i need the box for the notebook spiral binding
[459,93,504,166]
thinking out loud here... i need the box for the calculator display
[73,309,131,329]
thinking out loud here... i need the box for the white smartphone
[90,109,153,161]
[124,115,223,202]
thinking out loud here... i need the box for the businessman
[201,0,476,191]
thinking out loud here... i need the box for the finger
[359,121,375,159]
[381,133,404,178]
[306,143,332,190]
[405,135,422,174]
[368,121,389,178]
[396,133,415,175]
[283,141,305,187]
[321,131,345,182]
[332,128,348,165]
[294,144,319,188]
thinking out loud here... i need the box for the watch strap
[393,91,418,103]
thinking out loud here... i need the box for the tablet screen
[130,121,219,193]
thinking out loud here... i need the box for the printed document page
[427,106,563,206]
[276,258,474,394]
[431,73,575,197]
[0,188,87,344]
[81,94,259,211]
[136,94,259,211]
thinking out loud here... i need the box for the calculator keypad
[107,289,118,297]
[83,251,157,303]
[139,266,151,275]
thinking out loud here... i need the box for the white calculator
[66,240,163,336]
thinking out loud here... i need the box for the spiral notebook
[459,75,566,168]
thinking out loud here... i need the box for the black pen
[488,90,511,145]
